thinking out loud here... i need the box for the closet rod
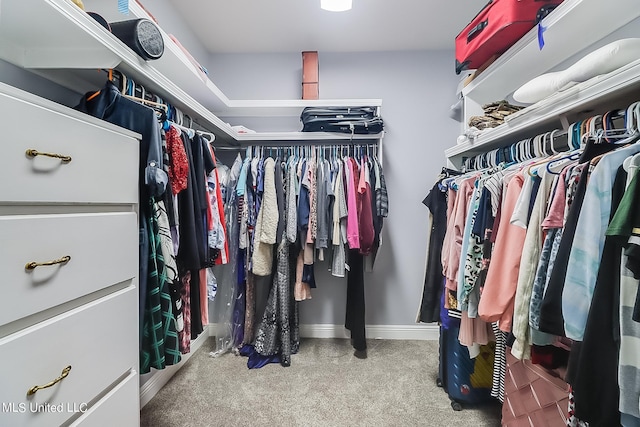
[214,138,383,165]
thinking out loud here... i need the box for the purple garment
[239,344,281,369]
[440,278,453,330]
[233,249,246,347]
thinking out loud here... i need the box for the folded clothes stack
[468,100,524,130]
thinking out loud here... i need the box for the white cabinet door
[67,371,139,427]
[0,91,138,205]
[0,286,138,427]
[0,212,138,327]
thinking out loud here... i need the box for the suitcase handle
[467,19,488,43]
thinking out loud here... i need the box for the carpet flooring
[141,338,502,427]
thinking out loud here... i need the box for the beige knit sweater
[252,157,279,276]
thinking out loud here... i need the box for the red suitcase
[455,0,564,74]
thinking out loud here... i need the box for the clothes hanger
[600,106,638,143]
[171,121,194,137]
[86,69,115,102]
[533,134,543,158]
[518,139,527,162]
[527,138,535,160]
[549,129,564,155]
[124,95,168,112]
[526,135,554,177]
[196,130,215,143]
[546,150,581,174]
[520,140,527,161]
[540,132,551,157]
[623,150,640,172]
[566,122,576,150]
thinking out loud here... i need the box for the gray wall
[0,60,81,107]
[144,0,210,78]
[208,50,460,325]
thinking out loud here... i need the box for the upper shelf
[447,0,640,166]
[462,0,640,104]
[447,56,640,165]
[0,0,383,145]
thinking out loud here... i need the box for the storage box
[302,51,319,99]
[302,83,319,100]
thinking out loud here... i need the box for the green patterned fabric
[141,200,182,374]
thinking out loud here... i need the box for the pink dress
[345,158,361,250]
[478,173,527,332]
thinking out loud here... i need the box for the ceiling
[169,0,490,54]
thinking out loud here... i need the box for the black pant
[345,250,366,351]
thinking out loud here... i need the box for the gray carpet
[141,338,502,427]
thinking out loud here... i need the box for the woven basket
[502,353,570,427]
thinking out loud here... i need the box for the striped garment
[491,322,507,403]
[606,166,640,422]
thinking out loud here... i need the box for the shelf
[235,131,384,143]
[0,0,383,145]
[218,98,383,118]
[447,57,640,164]
[0,81,140,140]
[462,0,640,105]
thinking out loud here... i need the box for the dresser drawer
[0,90,138,205]
[0,286,138,427]
[0,212,138,327]
[67,371,139,427]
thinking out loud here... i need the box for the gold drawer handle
[26,149,72,163]
[25,255,71,271]
[27,365,72,396]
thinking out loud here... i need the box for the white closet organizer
[0,82,140,426]
[448,0,640,168]
[0,0,383,146]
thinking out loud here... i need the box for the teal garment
[236,156,251,197]
[457,181,479,311]
[461,177,488,316]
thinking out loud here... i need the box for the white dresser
[0,82,141,426]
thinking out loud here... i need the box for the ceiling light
[321,0,352,12]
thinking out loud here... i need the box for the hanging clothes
[141,199,182,373]
[563,142,640,341]
[252,157,279,276]
[565,165,627,426]
[75,81,188,374]
[607,166,640,426]
[217,144,387,365]
[478,171,527,332]
[418,175,449,323]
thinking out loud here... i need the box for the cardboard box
[302,82,319,100]
[302,51,319,83]
[302,51,318,99]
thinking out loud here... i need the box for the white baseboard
[139,328,210,408]
[207,323,438,341]
[299,324,439,341]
